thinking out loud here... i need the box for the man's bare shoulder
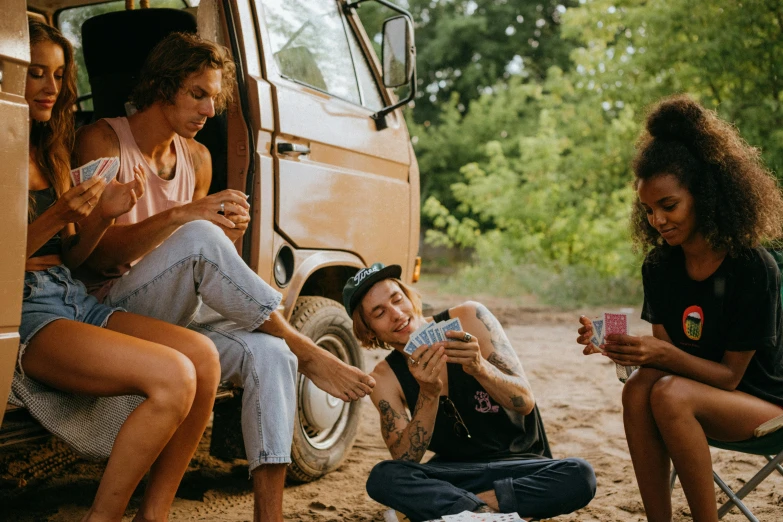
[447,301,487,322]
[369,358,406,408]
[74,120,120,164]
[185,138,211,171]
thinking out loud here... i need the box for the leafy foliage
[387,0,783,302]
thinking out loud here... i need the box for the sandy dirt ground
[1,279,782,521]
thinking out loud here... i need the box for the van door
[253,0,414,269]
[0,2,31,425]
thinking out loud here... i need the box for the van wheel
[287,296,364,483]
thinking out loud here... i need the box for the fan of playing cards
[590,312,639,383]
[70,157,120,186]
[440,511,523,521]
[404,317,464,355]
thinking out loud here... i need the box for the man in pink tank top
[74,32,374,522]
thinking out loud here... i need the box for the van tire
[287,296,364,484]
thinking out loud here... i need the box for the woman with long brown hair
[15,21,221,521]
[577,95,783,522]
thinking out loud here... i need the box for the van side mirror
[345,0,417,130]
[382,16,414,88]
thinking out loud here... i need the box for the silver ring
[463,333,472,342]
[87,201,94,208]
[408,357,418,366]
[219,202,225,213]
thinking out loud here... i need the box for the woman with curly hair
[18,21,221,521]
[576,95,783,522]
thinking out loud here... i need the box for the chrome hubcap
[298,333,352,450]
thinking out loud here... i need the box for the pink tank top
[104,116,195,225]
[85,117,197,300]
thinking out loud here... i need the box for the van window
[260,0,375,108]
[57,0,189,111]
[345,20,384,111]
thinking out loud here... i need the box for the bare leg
[650,376,783,522]
[252,464,286,522]
[106,313,221,522]
[22,315,218,522]
[257,311,375,401]
[621,368,672,522]
[475,490,499,511]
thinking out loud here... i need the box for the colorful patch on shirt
[474,391,499,413]
[682,305,704,340]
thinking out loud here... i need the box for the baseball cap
[343,263,402,317]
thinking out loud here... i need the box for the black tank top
[29,187,62,257]
[386,309,552,461]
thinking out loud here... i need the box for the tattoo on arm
[476,304,522,372]
[510,395,527,409]
[378,400,404,441]
[476,304,533,405]
[388,391,435,461]
[392,420,431,462]
[487,352,518,376]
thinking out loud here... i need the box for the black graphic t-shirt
[642,247,783,406]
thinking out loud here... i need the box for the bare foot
[297,344,375,401]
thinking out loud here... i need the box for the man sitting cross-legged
[74,32,374,522]
[343,263,596,521]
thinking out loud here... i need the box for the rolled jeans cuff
[447,492,485,516]
[494,477,517,514]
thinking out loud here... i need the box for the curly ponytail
[630,95,783,255]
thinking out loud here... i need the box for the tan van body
[0,0,419,482]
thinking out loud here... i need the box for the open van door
[0,1,30,426]
[254,0,416,271]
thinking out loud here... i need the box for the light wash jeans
[103,221,297,470]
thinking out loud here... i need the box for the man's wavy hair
[131,32,236,112]
[351,279,423,350]
[631,95,783,257]
[28,21,77,202]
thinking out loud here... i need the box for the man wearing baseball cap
[343,264,596,521]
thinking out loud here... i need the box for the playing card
[403,340,418,355]
[442,512,522,521]
[603,312,638,383]
[404,322,430,354]
[92,157,111,181]
[79,158,103,182]
[604,312,628,337]
[428,321,446,343]
[438,317,463,340]
[101,157,120,183]
[590,318,604,347]
[70,166,82,186]
[419,321,440,345]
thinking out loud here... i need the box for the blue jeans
[366,457,596,522]
[103,221,297,470]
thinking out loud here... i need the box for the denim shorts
[20,265,123,350]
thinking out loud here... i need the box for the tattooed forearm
[378,400,403,440]
[391,420,431,462]
[474,303,534,412]
[487,352,519,376]
[476,304,520,364]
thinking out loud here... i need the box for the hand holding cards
[404,317,464,355]
[71,157,120,186]
[589,312,639,383]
